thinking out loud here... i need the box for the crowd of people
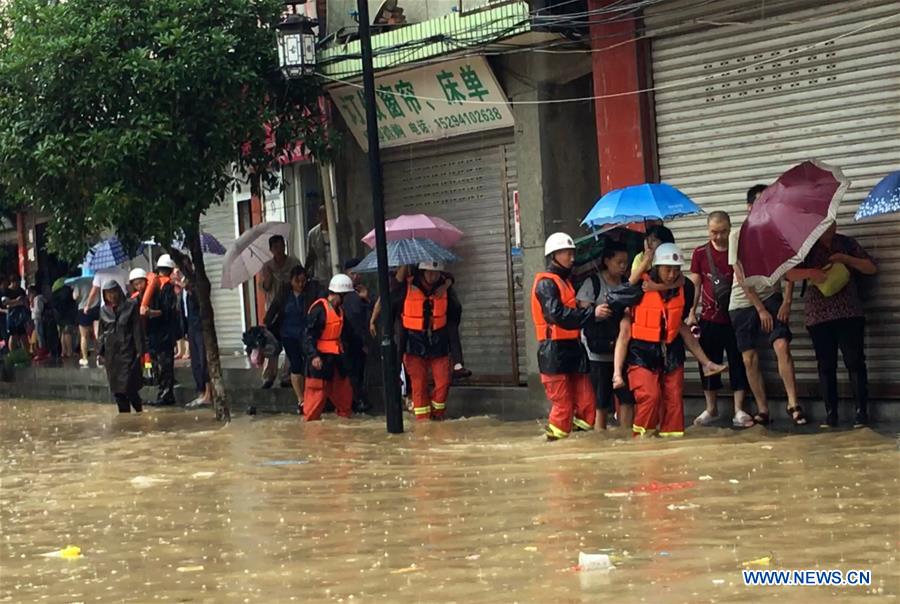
[3,186,878,432]
[248,228,469,422]
[533,185,878,440]
[0,252,211,411]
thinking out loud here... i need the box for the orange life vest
[530,272,581,342]
[631,288,685,344]
[401,278,448,332]
[311,298,343,355]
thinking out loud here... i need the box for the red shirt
[690,243,733,324]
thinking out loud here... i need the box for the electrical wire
[317,10,900,105]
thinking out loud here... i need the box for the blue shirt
[281,290,308,340]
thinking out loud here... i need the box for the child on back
[614,244,726,437]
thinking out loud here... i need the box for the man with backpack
[687,211,753,428]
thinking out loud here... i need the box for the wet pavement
[1,399,898,603]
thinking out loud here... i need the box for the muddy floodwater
[1,399,898,603]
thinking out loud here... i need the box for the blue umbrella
[582,183,704,228]
[354,238,459,273]
[86,237,129,270]
[173,232,226,255]
[855,171,900,221]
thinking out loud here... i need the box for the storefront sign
[329,56,514,149]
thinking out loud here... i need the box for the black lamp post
[277,0,404,434]
[356,0,404,434]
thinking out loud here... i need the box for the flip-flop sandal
[702,362,728,377]
[752,411,771,426]
[733,410,755,428]
[787,405,808,426]
[694,410,716,426]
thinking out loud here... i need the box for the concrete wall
[494,52,597,396]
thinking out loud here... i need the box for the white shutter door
[647,0,900,390]
[383,132,520,384]
[201,200,244,354]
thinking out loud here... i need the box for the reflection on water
[1,399,898,603]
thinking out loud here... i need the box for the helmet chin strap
[550,258,572,277]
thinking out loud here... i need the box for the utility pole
[357,0,404,434]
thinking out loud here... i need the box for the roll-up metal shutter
[646,0,900,393]
[503,142,527,385]
[200,200,245,354]
[382,131,522,385]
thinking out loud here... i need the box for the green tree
[0,0,332,420]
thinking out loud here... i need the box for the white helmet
[128,268,147,282]
[418,261,445,272]
[328,273,355,294]
[544,232,575,257]
[157,254,176,269]
[652,243,684,267]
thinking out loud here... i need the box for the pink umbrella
[361,214,463,249]
[739,159,849,288]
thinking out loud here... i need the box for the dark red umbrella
[739,160,849,288]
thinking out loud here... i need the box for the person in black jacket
[531,233,608,440]
[301,274,354,421]
[341,259,372,413]
[98,279,144,413]
[264,265,322,413]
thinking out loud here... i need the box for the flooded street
[1,399,898,603]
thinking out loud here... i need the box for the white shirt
[728,227,778,311]
[92,269,128,307]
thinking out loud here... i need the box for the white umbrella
[221,221,292,289]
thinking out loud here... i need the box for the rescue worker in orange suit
[128,268,149,301]
[612,243,727,437]
[532,233,610,440]
[140,255,179,406]
[301,274,355,421]
[392,261,455,421]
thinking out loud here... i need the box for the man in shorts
[729,185,807,426]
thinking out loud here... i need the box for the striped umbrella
[85,237,129,271]
[354,238,459,273]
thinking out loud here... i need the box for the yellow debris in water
[742,556,772,567]
[390,565,420,574]
[176,565,205,573]
[60,546,82,559]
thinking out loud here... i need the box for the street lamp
[276,2,317,79]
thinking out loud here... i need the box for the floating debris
[40,545,82,559]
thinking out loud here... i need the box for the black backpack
[582,274,620,355]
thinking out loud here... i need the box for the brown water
[1,399,898,603]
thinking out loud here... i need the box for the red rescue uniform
[302,298,352,421]
[626,283,693,438]
[531,266,596,439]
[394,275,452,421]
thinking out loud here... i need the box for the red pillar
[589,0,656,193]
[15,212,27,285]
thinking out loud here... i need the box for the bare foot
[702,362,727,377]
